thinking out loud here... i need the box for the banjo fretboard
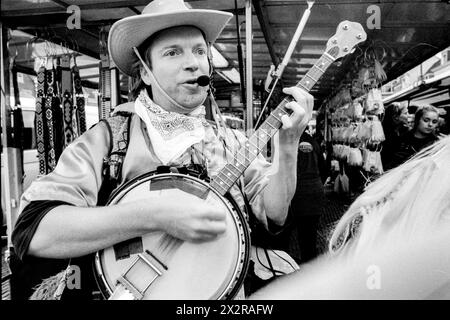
[210,48,338,196]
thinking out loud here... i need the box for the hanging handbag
[365,88,384,115]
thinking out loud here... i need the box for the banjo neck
[210,18,368,196]
[210,49,337,196]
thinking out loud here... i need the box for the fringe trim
[29,268,69,300]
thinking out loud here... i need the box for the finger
[283,87,314,116]
[190,234,220,243]
[285,101,305,117]
[281,114,293,129]
[203,207,227,221]
[200,220,227,235]
[189,221,227,242]
[283,87,307,105]
[284,101,306,126]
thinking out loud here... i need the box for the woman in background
[385,105,439,170]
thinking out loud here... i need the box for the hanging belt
[70,65,79,141]
[72,65,87,134]
[61,55,74,147]
[44,67,57,172]
[71,99,79,141]
[35,65,48,175]
[53,58,64,161]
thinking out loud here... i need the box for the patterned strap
[99,51,112,120]
[101,112,131,184]
[44,68,57,172]
[71,102,79,141]
[35,65,47,175]
[70,66,79,140]
[72,65,87,134]
[61,55,74,147]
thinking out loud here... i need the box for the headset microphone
[196,75,210,87]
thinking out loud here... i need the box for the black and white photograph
[1,0,449,309]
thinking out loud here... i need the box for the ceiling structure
[2,0,450,110]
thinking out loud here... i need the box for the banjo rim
[93,170,251,300]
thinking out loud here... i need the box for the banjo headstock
[326,21,367,60]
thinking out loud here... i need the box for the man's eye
[196,48,207,55]
[164,50,178,57]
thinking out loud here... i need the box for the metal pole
[276,1,314,78]
[255,1,314,129]
[245,0,253,136]
[1,23,23,249]
[234,0,246,105]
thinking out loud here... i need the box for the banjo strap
[98,49,112,120]
[97,111,132,206]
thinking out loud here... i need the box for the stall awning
[383,69,450,108]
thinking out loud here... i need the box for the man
[288,131,327,264]
[11,0,313,299]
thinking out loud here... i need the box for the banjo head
[94,172,250,300]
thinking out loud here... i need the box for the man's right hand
[133,189,228,242]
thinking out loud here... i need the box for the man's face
[143,26,210,112]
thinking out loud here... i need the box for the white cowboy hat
[108,0,233,76]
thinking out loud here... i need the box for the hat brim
[108,9,232,76]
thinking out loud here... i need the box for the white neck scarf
[134,90,207,165]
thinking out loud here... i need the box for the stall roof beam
[264,0,446,6]
[1,2,245,17]
[11,63,101,90]
[2,0,150,15]
[272,22,450,29]
[127,6,141,15]
[49,0,70,9]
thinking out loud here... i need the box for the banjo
[94,21,367,300]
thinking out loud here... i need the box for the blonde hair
[249,137,450,299]
[329,135,450,257]
[412,105,440,132]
